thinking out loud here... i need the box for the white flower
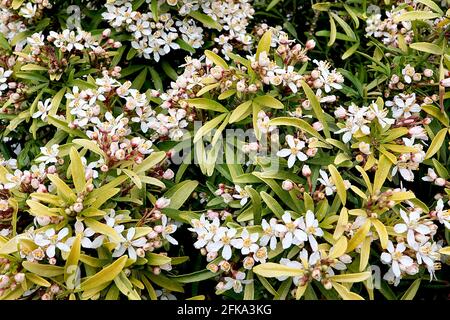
[259,218,279,250]
[385,93,420,119]
[34,228,70,258]
[435,199,450,229]
[277,257,304,284]
[222,271,251,293]
[161,215,178,245]
[20,2,37,19]
[298,210,324,251]
[401,64,415,84]
[276,135,308,168]
[155,197,171,209]
[207,227,237,260]
[36,145,59,164]
[67,220,103,249]
[422,168,438,182]
[380,241,414,277]
[394,209,430,246]
[233,185,250,206]
[4,170,23,189]
[190,216,221,249]
[156,289,177,300]
[32,99,52,121]
[275,212,307,249]
[230,228,259,255]
[413,240,440,268]
[368,102,394,128]
[112,227,147,260]
[317,170,335,196]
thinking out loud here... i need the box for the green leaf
[145,272,184,292]
[186,98,228,113]
[253,95,284,109]
[164,180,199,209]
[425,128,447,159]
[22,262,64,278]
[204,50,228,70]
[134,151,166,174]
[256,30,272,60]
[330,12,356,40]
[400,279,421,300]
[269,117,324,141]
[410,42,443,55]
[246,186,262,225]
[69,147,86,194]
[229,100,252,123]
[327,14,337,46]
[146,253,171,266]
[84,218,122,243]
[80,256,127,291]
[188,11,222,30]
[394,11,441,22]
[65,234,81,289]
[169,269,217,283]
[194,113,228,143]
[300,80,330,138]
[373,155,392,192]
[150,0,159,20]
[260,191,284,219]
[49,87,66,116]
[114,271,141,300]
[413,0,444,14]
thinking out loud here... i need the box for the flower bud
[282,180,294,191]
[302,165,311,177]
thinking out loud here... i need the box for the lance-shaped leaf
[328,164,346,205]
[253,262,303,278]
[332,282,364,300]
[256,30,272,60]
[204,50,228,70]
[69,147,86,194]
[185,98,228,113]
[425,128,447,159]
[80,256,127,291]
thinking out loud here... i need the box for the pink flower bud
[155,197,171,209]
[302,165,312,177]
[282,180,294,191]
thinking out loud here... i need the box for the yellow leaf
[84,218,122,243]
[333,207,348,240]
[328,236,347,259]
[194,113,228,142]
[256,30,272,60]
[80,256,127,291]
[253,262,303,278]
[359,236,371,272]
[295,285,308,300]
[22,262,64,278]
[355,165,372,194]
[47,174,77,203]
[26,200,60,217]
[204,50,229,70]
[373,155,392,193]
[371,218,388,249]
[330,271,371,283]
[439,246,450,255]
[134,151,166,174]
[196,83,220,97]
[25,273,51,287]
[328,164,346,205]
[65,233,81,289]
[253,95,284,109]
[72,139,107,159]
[347,219,371,252]
[332,282,365,300]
